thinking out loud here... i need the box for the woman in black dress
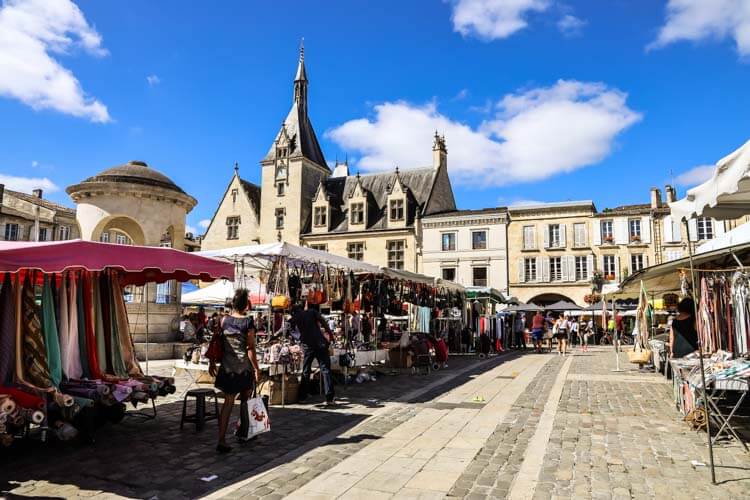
[209,289,261,453]
[670,298,699,358]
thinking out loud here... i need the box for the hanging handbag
[206,332,223,363]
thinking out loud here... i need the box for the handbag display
[272,295,291,310]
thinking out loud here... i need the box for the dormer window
[389,199,404,221]
[313,206,327,227]
[350,202,364,225]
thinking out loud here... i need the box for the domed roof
[80,160,185,194]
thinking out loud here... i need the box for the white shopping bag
[235,396,270,440]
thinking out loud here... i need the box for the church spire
[294,40,308,109]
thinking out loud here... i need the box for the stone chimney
[650,187,662,209]
[665,184,676,203]
[432,131,447,170]
[32,188,43,199]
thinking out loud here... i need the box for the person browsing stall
[209,289,261,454]
[291,303,335,405]
[670,298,699,358]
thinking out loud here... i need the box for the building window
[629,218,641,242]
[350,202,364,225]
[523,226,536,250]
[550,257,562,281]
[697,217,713,240]
[115,233,131,245]
[573,223,587,247]
[231,188,238,204]
[472,230,487,250]
[575,256,589,281]
[38,227,48,241]
[389,199,404,221]
[4,223,19,241]
[275,208,285,229]
[313,206,327,227]
[58,225,70,240]
[442,268,456,282]
[473,267,488,287]
[524,258,537,282]
[277,183,285,196]
[226,216,240,240]
[601,220,614,243]
[309,244,327,252]
[347,242,364,261]
[548,224,561,248]
[603,255,617,279]
[631,254,645,273]
[100,232,110,243]
[387,240,405,269]
[442,232,456,251]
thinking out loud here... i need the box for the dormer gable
[386,167,408,229]
[311,180,330,233]
[348,173,368,228]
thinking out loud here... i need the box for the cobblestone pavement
[3,348,750,499]
[0,354,506,499]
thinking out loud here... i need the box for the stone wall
[302,230,419,271]
[201,174,260,250]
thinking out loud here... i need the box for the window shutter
[542,258,550,282]
[614,219,628,245]
[663,215,673,242]
[592,221,601,246]
[18,224,24,241]
[0,224,4,241]
[714,219,726,237]
[581,223,588,247]
[644,255,649,268]
[641,216,651,243]
[568,256,576,282]
[560,256,569,282]
[518,259,525,283]
[614,256,621,280]
[599,255,605,274]
[535,256,543,282]
[688,219,698,242]
[560,224,567,248]
[543,225,550,249]
[586,255,594,280]
[673,218,682,242]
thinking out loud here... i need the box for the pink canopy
[0,240,233,285]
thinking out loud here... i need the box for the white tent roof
[670,138,750,221]
[696,221,750,254]
[181,278,267,305]
[196,242,381,273]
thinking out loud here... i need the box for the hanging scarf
[0,273,16,385]
[21,275,52,388]
[94,274,112,373]
[110,272,142,376]
[104,273,127,377]
[41,274,62,387]
[57,272,70,377]
[63,273,83,379]
[76,272,91,378]
[82,271,103,379]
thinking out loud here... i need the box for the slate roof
[240,179,261,216]
[4,189,76,216]
[309,168,439,234]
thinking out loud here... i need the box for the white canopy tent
[181,278,267,305]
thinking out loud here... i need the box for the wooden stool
[180,388,219,431]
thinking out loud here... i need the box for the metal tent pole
[145,284,150,375]
[684,218,716,484]
[611,296,623,372]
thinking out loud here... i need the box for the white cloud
[185,225,197,235]
[453,88,470,101]
[509,199,545,207]
[675,164,714,186]
[327,80,641,187]
[557,14,586,37]
[450,0,550,40]
[31,160,39,167]
[650,0,750,56]
[146,74,160,86]
[198,219,211,229]
[0,0,110,122]
[0,173,59,193]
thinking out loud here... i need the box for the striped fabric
[21,275,52,389]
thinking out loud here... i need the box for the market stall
[0,239,233,446]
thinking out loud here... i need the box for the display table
[172,360,214,397]
[330,349,389,370]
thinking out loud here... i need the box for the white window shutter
[673,218,683,242]
[542,258,550,282]
[644,255,649,268]
[592,221,602,246]
[560,224,567,248]
[0,224,4,241]
[535,256,543,282]
[714,219,726,236]
[543,225,550,249]
[559,256,567,282]
[18,224,24,241]
[614,256,621,280]
[581,224,588,247]
[615,219,628,244]
[518,259,525,283]
[586,255,594,280]
[688,219,698,242]
[568,256,576,282]
[663,215,673,243]
[641,216,651,243]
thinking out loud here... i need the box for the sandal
[216,443,232,453]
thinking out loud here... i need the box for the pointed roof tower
[263,41,328,170]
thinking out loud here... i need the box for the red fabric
[82,272,103,379]
[0,386,45,410]
[435,339,448,363]
[0,240,233,286]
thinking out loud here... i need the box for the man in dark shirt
[291,304,335,404]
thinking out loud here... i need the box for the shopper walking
[556,315,570,356]
[513,313,526,349]
[293,303,335,404]
[531,311,545,353]
[209,289,261,454]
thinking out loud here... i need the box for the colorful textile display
[21,275,52,389]
[41,275,63,387]
[0,273,16,385]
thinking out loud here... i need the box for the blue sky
[1,0,749,235]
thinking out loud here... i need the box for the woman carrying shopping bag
[209,288,261,453]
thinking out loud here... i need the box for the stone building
[202,48,457,271]
[0,185,79,242]
[421,208,509,292]
[67,160,198,360]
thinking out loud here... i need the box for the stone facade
[0,186,79,242]
[200,166,261,250]
[421,208,509,292]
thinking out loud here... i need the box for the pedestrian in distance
[555,314,569,356]
[531,310,545,353]
[209,288,261,454]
